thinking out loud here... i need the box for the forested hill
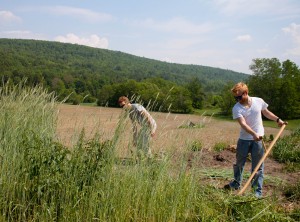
[0,38,248,87]
[0,38,248,111]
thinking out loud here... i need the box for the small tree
[219,82,235,116]
[186,77,205,109]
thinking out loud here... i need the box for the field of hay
[56,104,290,155]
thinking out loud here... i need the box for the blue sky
[1,0,300,74]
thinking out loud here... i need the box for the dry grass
[56,104,290,156]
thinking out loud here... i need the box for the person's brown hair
[231,82,248,95]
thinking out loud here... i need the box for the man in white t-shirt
[224,82,285,197]
[118,96,157,158]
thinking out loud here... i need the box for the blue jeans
[230,139,264,196]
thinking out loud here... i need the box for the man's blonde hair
[118,96,130,104]
[231,82,248,94]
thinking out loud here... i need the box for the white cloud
[282,23,300,56]
[54,33,109,49]
[282,23,300,43]
[235,34,252,42]
[46,6,113,22]
[0,11,21,24]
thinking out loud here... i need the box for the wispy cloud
[22,6,114,23]
[256,48,270,54]
[212,0,300,18]
[50,6,113,22]
[54,33,109,49]
[235,34,252,42]
[282,23,300,56]
[130,17,213,35]
[0,11,21,24]
[0,30,46,40]
[164,38,205,49]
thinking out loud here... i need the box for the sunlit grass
[263,119,300,131]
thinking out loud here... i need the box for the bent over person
[118,96,157,157]
[224,82,284,197]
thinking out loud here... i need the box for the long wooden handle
[237,124,287,195]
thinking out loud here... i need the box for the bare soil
[56,104,299,207]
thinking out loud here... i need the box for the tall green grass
[272,127,300,213]
[0,82,297,221]
[272,127,300,164]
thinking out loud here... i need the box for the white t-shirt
[232,97,268,140]
[129,104,157,134]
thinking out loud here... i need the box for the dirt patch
[187,148,299,185]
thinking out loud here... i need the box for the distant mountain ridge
[0,39,249,93]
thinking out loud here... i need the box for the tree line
[0,38,247,105]
[219,58,300,119]
[0,39,299,118]
[97,77,205,113]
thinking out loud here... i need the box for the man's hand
[253,133,261,141]
[277,119,286,127]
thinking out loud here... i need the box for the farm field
[56,104,290,151]
[56,104,298,196]
[1,86,299,221]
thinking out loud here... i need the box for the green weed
[189,140,203,152]
[273,127,300,164]
[213,142,228,152]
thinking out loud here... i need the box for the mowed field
[56,104,290,155]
